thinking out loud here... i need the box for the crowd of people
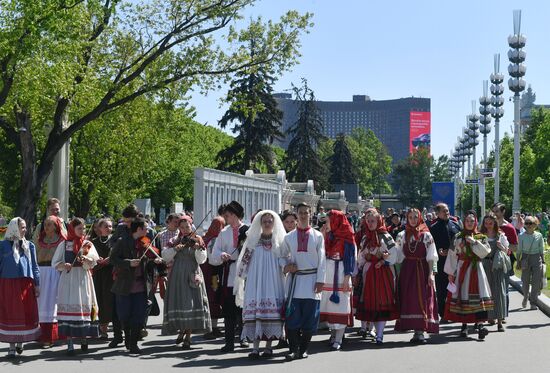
[0,197,547,360]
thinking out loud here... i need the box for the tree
[216,23,285,173]
[346,128,392,197]
[431,154,451,182]
[392,148,432,208]
[285,78,328,188]
[0,1,312,229]
[329,133,355,184]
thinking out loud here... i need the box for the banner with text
[409,111,431,154]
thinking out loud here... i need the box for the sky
[189,0,550,160]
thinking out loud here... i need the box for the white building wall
[193,168,283,230]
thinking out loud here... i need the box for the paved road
[2,287,549,372]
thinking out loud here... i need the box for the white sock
[334,328,345,344]
[375,321,386,339]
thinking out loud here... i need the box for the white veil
[234,210,286,307]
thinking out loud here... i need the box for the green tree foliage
[0,0,312,227]
[431,154,451,182]
[346,128,392,197]
[69,98,232,219]
[461,109,550,213]
[216,21,288,173]
[329,134,355,184]
[285,79,328,188]
[393,148,432,208]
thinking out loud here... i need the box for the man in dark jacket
[110,217,161,354]
[429,203,462,322]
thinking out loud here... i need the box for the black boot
[129,325,142,355]
[285,330,300,361]
[299,331,313,359]
[123,327,131,350]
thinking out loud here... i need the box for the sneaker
[375,337,383,345]
[330,342,341,351]
[367,330,376,340]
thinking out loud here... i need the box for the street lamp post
[490,54,505,203]
[468,105,480,212]
[479,81,492,215]
[508,9,526,213]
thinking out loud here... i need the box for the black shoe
[129,346,142,355]
[212,327,223,337]
[460,324,468,338]
[108,337,123,348]
[176,334,184,344]
[81,343,89,352]
[15,345,23,355]
[248,350,260,359]
[182,340,191,350]
[261,348,274,358]
[275,339,288,349]
[220,344,234,353]
[478,327,489,340]
[285,352,300,361]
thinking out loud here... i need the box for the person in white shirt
[209,201,249,353]
[280,203,326,361]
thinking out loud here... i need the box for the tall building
[274,93,431,163]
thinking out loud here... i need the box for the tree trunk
[15,110,41,233]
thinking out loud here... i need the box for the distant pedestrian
[517,216,545,310]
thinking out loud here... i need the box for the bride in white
[235,210,286,359]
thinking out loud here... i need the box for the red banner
[409,111,431,154]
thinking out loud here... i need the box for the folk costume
[444,216,493,339]
[162,222,211,348]
[110,226,158,354]
[355,211,398,344]
[35,216,65,345]
[429,215,462,319]
[209,201,249,352]
[320,210,356,350]
[481,232,510,323]
[92,231,114,338]
[280,217,326,360]
[394,211,439,342]
[0,218,41,357]
[52,223,99,353]
[201,217,225,337]
[234,210,286,358]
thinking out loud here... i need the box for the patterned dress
[394,231,439,333]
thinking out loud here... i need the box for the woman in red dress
[394,208,439,343]
[355,209,398,345]
[0,218,41,358]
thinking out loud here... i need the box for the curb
[509,275,550,317]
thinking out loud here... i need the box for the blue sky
[189,0,549,160]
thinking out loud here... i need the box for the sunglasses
[524,222,536,226]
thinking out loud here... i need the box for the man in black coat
[428,203,462,322]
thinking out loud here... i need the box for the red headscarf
[325,210,355,257]
[203,216,225,247]
[405,208,430,242]
[363,209,388,249]
[38,215,67,249]
[66,221,85,255]
[462,212,479,236]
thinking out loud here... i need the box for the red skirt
[356,263,399,321]
[0,278,41,343]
